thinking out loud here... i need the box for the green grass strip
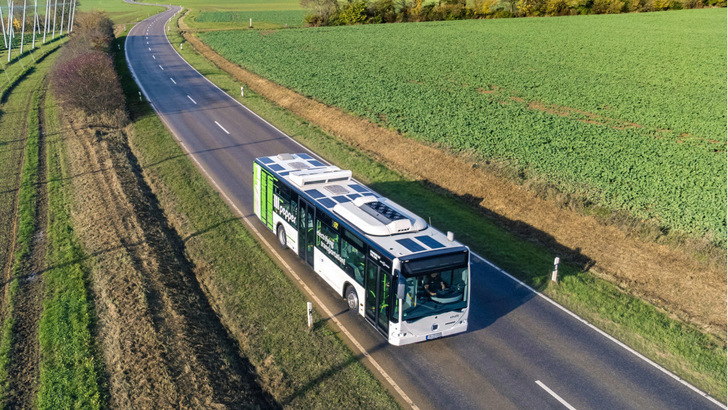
[166,15,726,401]
[116,31,398,408]
[36,87,104,408]
[0,46,48,402]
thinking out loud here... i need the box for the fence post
[551,257,560,282]
[307,302,313,331]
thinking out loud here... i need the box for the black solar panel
[349,184,370,194]
[318,198,336,208]
[260,157,274,164]
[396,238,426,253]
[415,235,445,249]
[306,189,326,199]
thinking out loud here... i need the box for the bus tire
[345,286,358,311]
[277,224,287,250]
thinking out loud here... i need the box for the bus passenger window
[341,238,364,286]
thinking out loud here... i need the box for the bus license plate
[426,332,442,340]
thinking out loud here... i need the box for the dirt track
[62,110,277,408]
[181,29,726,337]
[5,78,49,409]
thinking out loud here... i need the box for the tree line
[302,0,722,25]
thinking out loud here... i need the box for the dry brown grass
[62,109,276,408]
[181,29,727,338]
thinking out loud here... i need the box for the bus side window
[341,237,365,286]
[315,213,341,266]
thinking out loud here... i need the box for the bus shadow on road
[366,179,596,334]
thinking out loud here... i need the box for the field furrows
[62,113,276,408]
[183,31,726,336]
[0,58,53,406]
[5,78,49,409]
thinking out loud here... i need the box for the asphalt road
[125,7,723,409]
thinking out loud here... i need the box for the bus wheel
[345,286,358,311]
[277,225,287,249]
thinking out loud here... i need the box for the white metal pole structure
[20,0,26,55]
[42,0,48,43]
[51,0,56,39]
[8,0,14,62]
[58,0,63,36]
[65,0,71,33]
[31,0,36,48]
[0,3,7,49]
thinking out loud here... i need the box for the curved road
[125,7,723,409]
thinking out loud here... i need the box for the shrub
[51,51,127,126]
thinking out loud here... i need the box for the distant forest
[302,0,724,25]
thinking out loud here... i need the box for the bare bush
[52,51,127,127]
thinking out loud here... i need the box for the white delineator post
[551,257,560,283]
[307,302,313,330]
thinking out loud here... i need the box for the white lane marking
[134,13,421,404]
[159,65,164,71]
[187,95,197,105]
[170,77,176,84]
[129,10,723,408]
[146,41,149,45]
[214,121,229,134]
[473,254,725,409]
[152,55,156,60]
[148,47,151,51]
[536,381,577,410]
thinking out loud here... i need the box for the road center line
[170,77,176,84]
[536,381,577,410]
[214,120,230,134]
[187,95,197,105]
[158,64,164,71]
[152,55,156,60]
[148,47,151,51]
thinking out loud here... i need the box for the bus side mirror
[396,272,406,300]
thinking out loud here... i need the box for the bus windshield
[401,254,468,322]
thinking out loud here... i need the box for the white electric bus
[254,153,470,345]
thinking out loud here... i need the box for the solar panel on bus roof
[318,198,336,208]
[269,164,285,172]
[309,160,325,167]
[306,189,326,199]
[347,194,361,200]
[332,195,350,203]
[260,157,274,164]
[297,153,313,160]
[415,235,445,249]
[396,238,426,253]
[349,184,370,193]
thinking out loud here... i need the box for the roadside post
[551,257,560,282]
[240,86,244,97]
[138,91,142,102]
[307,302,313,331]
[249,18,252,28]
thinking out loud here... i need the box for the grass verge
[167,14,726,401]
[0,46,54,403]
[115,30,399,407]
[36,88,104,408]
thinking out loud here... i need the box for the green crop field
[200,8,727,242]
[195,10,307,27]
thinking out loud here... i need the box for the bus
[254,153,470,345]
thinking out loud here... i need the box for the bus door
[365,259,391,335]
[298,199,315,267]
